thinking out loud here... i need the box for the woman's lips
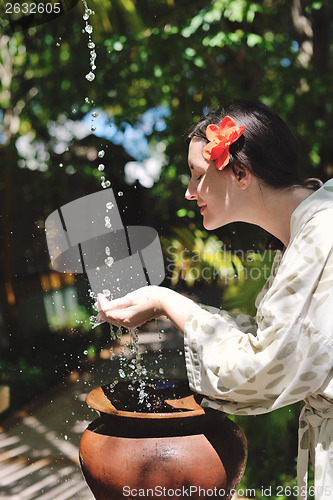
[199,205,207,215]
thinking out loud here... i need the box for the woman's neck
[252,185,314,247]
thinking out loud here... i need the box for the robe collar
[290,179,333,245]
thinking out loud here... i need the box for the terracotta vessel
[79,380,247,500]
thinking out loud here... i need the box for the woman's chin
[203,217,225,231]
[202,218,215,230]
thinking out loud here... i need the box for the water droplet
[105,246,110,256]
[85,25,93,34]
[104,216,111,224]
[118,191,123,196]
[85,97,90,103]
[85,71,95,82]
[105,180,111,188]
[59,163,63,168]
[103,289,111,297]
[106,201,114,210]
[118,369,126,378]
[92,111,99,118]
[88,41,95,49]
[56,42,60,47]
[105,256,114,267]
[91,125,96,132]
[98,164,105,171]
[98,150,105,158]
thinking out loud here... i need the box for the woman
[96,100,333,499]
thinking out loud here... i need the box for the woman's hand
[95,286,163,329]
[95,286,202,334]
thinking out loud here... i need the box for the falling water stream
[80,0,172,412]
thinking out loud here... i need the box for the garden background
[0,0,332,496]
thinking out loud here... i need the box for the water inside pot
[103,379,196,413]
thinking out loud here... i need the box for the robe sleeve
[184,213,333,416]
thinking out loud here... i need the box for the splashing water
[104,216,112,229]
[81,2,167,410]
[82,0,96,82]
[90,299,170,411]
[82,2,113,190]
[104,256,114,267]
[101,179,111,189]
[86,71,95,82]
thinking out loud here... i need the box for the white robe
[184,179,333,500]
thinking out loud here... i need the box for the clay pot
[79,381,247,500]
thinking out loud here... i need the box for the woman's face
[185,137,243,230]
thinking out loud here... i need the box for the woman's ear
[232,164,251,189]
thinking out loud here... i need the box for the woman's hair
[186,99,322,190]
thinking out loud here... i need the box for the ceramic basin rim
[85,386,205,419]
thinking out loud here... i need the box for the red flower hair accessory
[202,115,246,170]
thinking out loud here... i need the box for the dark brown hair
[187,99,322,190]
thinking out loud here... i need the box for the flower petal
[203,115,246,170]
[206,124,220,141]
[215,148,230,170]
[219,116,238,135]
[202,142,215,159]
[203,142,227,160]
[227,125,246,144]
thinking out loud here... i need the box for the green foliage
[162,226,244,288]
[234,403,302,494]
[222,249,276,315]
[162,225,276,315]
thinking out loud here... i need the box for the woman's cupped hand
[95,285,164,329]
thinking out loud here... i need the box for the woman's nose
[185,179,197,200]
[185,185,197,200]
